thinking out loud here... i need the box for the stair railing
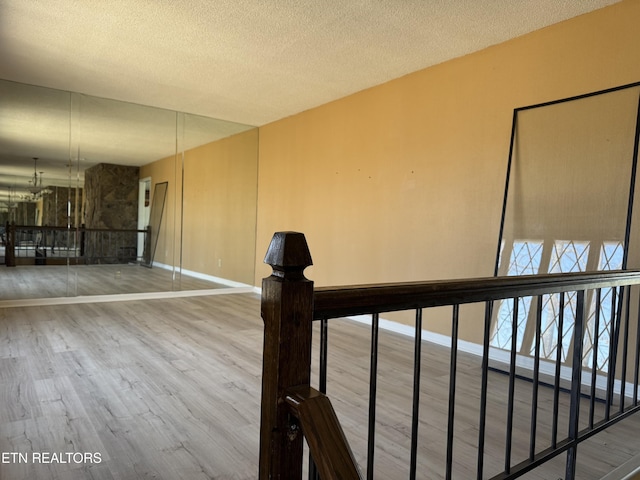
[259,231,640,479]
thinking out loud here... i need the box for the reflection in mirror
[0,81,73,298]
[138,111,259,292]
[0,79,259,301]
[143,181,168,268]
[0,81,72,224]
[70,93,180,295]
[179,112,259,287]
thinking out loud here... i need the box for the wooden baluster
[259,231,314,480]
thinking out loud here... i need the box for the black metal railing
[259,232,640,480]
[312,276,640,480]
[80,227,143,264]
[8,225,79,261]
[4,223,149,266]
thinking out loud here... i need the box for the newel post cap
[264,231,313,274]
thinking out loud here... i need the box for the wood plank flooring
[1,292,640,479]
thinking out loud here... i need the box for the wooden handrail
[11,224,146,233]
[313,269,640,319]
[285,386,362,480]
[11,224,71,232]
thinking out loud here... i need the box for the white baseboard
[345,314,638,401]
[152,262,253,289]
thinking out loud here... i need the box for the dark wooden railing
[4,222,149,266]
[259,232,640,479]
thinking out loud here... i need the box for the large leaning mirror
[0,79,258,300]
[491,83,640,375]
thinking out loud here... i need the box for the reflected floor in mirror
[0,264,232,300]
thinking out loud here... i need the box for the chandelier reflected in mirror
[1,186,18,213]
[23,157,52,201]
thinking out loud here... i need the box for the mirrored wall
[0,79,259,300]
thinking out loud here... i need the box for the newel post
[259,232,314,480]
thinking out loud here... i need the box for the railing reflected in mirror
[0,79,259,301]
[6,224,144,265]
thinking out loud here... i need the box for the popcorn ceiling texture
[0,0,620,126]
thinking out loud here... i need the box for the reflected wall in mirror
[181,113,259,286]
[0,79,259,301]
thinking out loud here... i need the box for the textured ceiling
[0,0,620,126]
[0,0,621,203]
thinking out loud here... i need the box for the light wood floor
[0,264,229,300]
[1,293,640,479]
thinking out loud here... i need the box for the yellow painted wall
[255,0,640,339]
